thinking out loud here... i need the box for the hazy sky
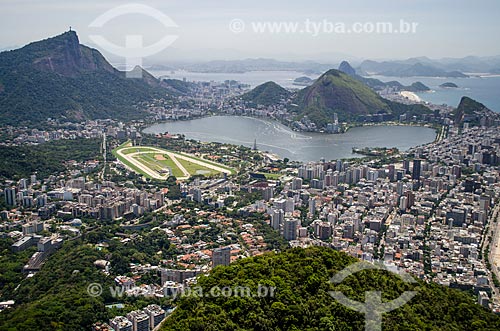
[1,0,499,62]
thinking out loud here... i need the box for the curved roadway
[116,146,231,180]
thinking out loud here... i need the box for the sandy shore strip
[400,91,422,102]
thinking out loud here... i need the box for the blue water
[144,116,436,162]
[372,75,500,112]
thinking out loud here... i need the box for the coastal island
[440,82,459,88]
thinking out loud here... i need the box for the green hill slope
[241,81,291,106]
[162,247,500,331]
[0,31,171,126]
[293,69,391,125]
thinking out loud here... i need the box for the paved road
[489,205,500,302]
[481,202,500,305]
[99,134,107,180]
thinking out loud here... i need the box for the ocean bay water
[144,116,436,162]
[148,69,319,89]
[371,75,500,112]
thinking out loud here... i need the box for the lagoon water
[144,116,436,162]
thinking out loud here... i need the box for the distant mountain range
[357,55,500,77]
[148,55,500,77]
[358,60,468,78]
[409,55,500,73]
[0,31,174,126]
[149,58,334,74]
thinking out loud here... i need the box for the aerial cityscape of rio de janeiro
[2,1,500,330]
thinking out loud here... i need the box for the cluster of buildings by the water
[239,126,500,311]
[147,79,249,122]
